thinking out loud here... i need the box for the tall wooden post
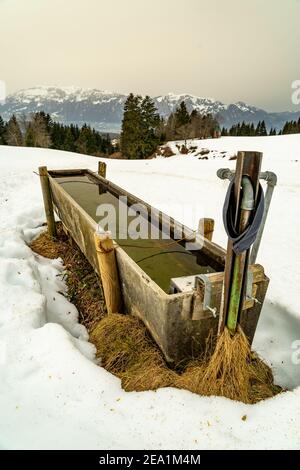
[218,151,262,335]
[98,161,107,179]
[39,166,57,238]
[199,218,215,241]
[94,231,122,314]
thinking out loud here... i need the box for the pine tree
[260,120,267,136]
[140,95,160,157]
[5,115,23,146]
[255,121,261,136]
[25,125,35,147]
[75,124,91,155]
[120,94,143,159]
[63,127,76,152]
[221,127,228,136]
[0,115,6,144]
[240,121,247,136]
[175,101,190,127]
[31,112,51,147]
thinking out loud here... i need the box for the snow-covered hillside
[0,135,300,449]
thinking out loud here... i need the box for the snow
[10,86,125,105]
[0,136,300,449]
[154,92,226,115]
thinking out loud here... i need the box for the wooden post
[98,161,107,179]
[39,166,57,238]
[199,218,215,241]
[218,151,263,335]
[94,231,122,314]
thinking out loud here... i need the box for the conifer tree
[0,115,6,144]
[63,127,76,152]
[5,115,23,146]
[260,120,267,136]
[175,101,190,127]
[120,94,143,159]
[25,125,35,147]
[140,95,160,157]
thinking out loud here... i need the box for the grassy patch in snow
[31,223,106,331]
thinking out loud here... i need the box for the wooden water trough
[39,165,269,363]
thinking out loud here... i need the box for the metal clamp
[195,274,218,318]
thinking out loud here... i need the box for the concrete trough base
[48,169,269,363]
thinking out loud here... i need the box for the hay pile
[31,225,282,404]
[177,327,281,404]
[91,314,280,403]
[90,314,177,391]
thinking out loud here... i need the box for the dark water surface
[57,175,215,292]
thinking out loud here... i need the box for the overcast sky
[0,0,299,111]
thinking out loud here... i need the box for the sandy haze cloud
[0,0,299,110]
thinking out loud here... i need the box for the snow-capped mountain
[0,86,299,133]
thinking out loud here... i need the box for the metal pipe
[217,168,277,265]
[217,168,277,186]
[250,181,275,264]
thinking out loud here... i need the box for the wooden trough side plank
[39,166,57,238]
[48,169,86,176]
[94,232,122,314]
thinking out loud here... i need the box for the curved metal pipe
[240,176,255,211]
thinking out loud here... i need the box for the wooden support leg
[199,218,215,241]
[98,161,107,179]
[38,166,57,238]
[94,231,122,314]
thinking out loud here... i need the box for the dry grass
[90,313,280,403]
[194,327,251,403]
[31,225,282,403]
[176,327,282,404]
[90,314,176,391]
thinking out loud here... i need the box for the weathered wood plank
[199,218,215,242]
[98,161,107,179]
[39,166,57,238]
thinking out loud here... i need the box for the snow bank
[0,139,300,449]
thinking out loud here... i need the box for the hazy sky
[1,0,300,110]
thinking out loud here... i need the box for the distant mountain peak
[1,86,300,133]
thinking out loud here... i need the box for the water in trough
[56,174,215,293]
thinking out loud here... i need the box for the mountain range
[1,86,300,133]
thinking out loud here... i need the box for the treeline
[282,118,300,134]
[221,117,300,137]
[221,121,269,136]
[163,102,219,141]
[2,99,300,161]
[0,112,113,156]
[120,95,220,159]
